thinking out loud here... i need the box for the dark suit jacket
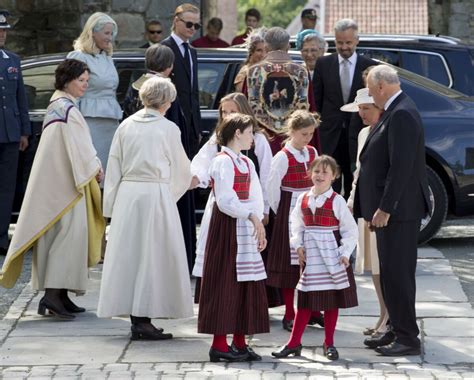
[313,53,375,162]
[140,42,151,49]
[161,36,201,156]
[353,92,431,222]
[0,50,31,143]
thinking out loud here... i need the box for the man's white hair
[334,18,358,36]
[369,65,400,85]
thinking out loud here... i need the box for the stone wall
[428,0,474,44]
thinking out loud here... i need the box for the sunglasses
[178,18,201,30]
[148,30,162,34]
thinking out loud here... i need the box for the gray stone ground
[0,220,473,378]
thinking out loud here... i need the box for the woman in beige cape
[97,77,197,340]
[0,59,105,320]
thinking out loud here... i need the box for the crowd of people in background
[0,3,430,363]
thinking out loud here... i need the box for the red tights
[287,308,339,348]
[211,334,246,352]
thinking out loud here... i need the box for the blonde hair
[218,92,260,133]
[285,109,319,132]
[73,12,118,56]
[172,3,200,32]
[139,76,177,109]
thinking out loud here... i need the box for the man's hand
[371,208,390,229]
[19,136,29,151]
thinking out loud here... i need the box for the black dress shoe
[308,314,325,327]
[37,297,75,320]
[323,344,339,360]
[375,341,421,356]
[60,290,86,313]
[364,331,395,349]
[130,324,173,340]
[271,344,302,358]
[209,347,248,362]
[282,318,294,332]
[230,343,262,361]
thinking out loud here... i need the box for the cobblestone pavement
[0,244,472,379]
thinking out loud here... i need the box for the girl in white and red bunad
[266,110,324,332]
[272,155,358,361]
[198,113,269,363]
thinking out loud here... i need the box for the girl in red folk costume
[266,110,324,331]
[198,114,269,363]
[272,155,358,360]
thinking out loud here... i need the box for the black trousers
[376,220,421,348]
[0,142,19,248]
[332,128,352,199]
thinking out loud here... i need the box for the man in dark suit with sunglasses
[162,2,201,158]
[140,20,163,48]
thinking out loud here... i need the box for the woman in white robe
[97,77,197,341]
[0,59,105,320]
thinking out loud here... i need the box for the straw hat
[340,88,374,112]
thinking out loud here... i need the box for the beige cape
[0,91,105,288]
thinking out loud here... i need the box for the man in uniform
[0,10,30,255]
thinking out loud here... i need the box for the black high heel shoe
[61,290,86,313]
[323,344,339,360]
[37,297,75,320]
[271,344,302,358]
[209,346,248,362]
[230,343,262,361]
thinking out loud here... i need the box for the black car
[16,48,474,243]
[291,34,474,95]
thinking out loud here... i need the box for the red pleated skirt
[197,205,270,335]
[266,190,300,288]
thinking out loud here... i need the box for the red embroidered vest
[212,152,250,200]
[301,191,339,227]
[281,146,316,189]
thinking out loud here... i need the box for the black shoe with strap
[271,344,303,358]
[323,344,339,360]
[209,346,248,362]
[230,342,262,361]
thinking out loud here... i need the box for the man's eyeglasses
[178,18,201,30]
[148,30,162,34]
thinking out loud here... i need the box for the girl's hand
[297,247,306,267]
[250,214,266,251]
[340,256,350,268]
[96,168,104,183]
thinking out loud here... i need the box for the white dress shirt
[338,52,358,89]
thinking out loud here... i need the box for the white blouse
[210,146,264,220]
[267,142,318,213]
[191,132,272,213]
[290,187,358,259]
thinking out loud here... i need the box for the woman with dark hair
[0,59,105,320]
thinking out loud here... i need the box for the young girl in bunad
[266,110,324,331]
[272,155,358,360]
[198,113,269,363]
[191,93,272,296]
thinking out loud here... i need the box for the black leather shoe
[60,290,86,313]
[38,297,75,320]
[130,324,173,340]
[308,314,325,327]
[230,343,262,361]
[323,344,339,360]
[209,347,248,362]
[375,341,421,356]
[271,344,302,358]
[364,331,395,349]
[282,318,294,332]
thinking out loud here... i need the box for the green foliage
[237,0,307,32]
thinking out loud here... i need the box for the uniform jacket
[0,50,31,142]
[353,92,431,222]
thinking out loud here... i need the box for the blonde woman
[67,12,122,171]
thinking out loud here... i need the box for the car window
[22,63,58,110]
[114,61,146,105]
[358,48,400,66]
[198,62,226,109]
[401,52,450,87]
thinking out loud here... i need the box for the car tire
[418,166,448,244]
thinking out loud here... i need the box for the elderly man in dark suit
[0,10,30,255]
[161,2,201,158]
[354,65,431,356]
[313,19,375,198]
